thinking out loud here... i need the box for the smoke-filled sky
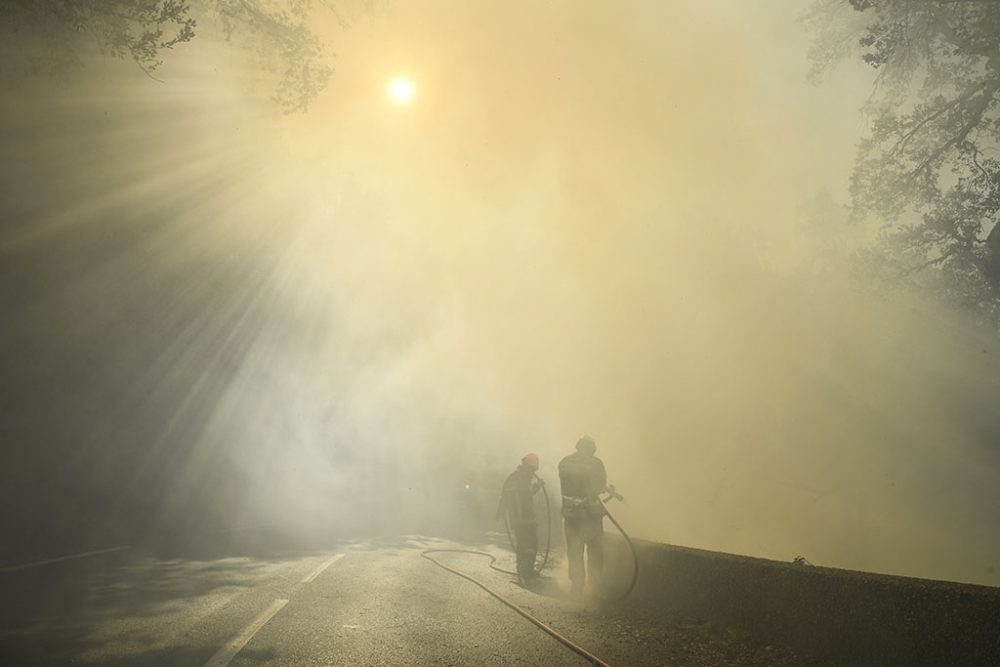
[1,0,998,587]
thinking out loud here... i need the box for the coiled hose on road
[421,484,639,665]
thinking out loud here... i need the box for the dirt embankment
[605,538,1000,666]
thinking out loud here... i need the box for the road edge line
[0,545,131,573]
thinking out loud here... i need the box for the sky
[1,0,998,586]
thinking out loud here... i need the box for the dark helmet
[576,435,597,454]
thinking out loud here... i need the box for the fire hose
[420,482,639,665]
[597,486,640,603]
[420,548,612,666]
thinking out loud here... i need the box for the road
[0,531,807,666]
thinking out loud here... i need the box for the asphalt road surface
[0,532,808,666]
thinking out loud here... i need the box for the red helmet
[522,453,539,468]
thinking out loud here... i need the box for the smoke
[1,0,998,586]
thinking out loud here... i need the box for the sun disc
[388,78,415,104]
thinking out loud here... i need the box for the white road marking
[188,589,242,626]
[201,598,289,667]
[301,554,343,583]
[0,545,131,572]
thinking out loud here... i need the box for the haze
[1,0,998,590]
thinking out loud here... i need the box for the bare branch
[901,246,957,276]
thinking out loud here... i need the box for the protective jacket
[558,452,607,520]
[498,465,540,525]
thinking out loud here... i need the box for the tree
[0,0,347,112]
[807,0,1000,324]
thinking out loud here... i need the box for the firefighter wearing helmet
[558,435,608,596]
[497,452,544,584]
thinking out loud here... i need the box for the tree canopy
[0,0,345,112]
[808,0,1000,324]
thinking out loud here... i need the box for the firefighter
[558,436,608,596]
[497,453,544,584]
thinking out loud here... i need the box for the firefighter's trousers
[513,520,538,581]
[564,516,603,589]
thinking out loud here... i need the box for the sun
[388,77,415,105]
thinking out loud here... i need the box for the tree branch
[907,82,1000,180]
[901,246,957,275]
[888,93,966,158]
[966,141,997,186]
